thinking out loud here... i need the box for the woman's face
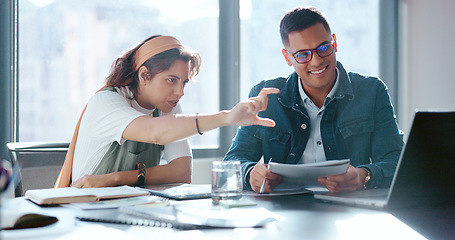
[136,59,190,112]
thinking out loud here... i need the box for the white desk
[1,194,427,240]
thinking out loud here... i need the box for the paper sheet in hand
[269,159,350,189]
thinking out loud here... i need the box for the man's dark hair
[280,7,332,46]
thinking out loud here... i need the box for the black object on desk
[390,200,455,240]
[315,111,455,211]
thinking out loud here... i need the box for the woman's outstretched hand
[227,87,280,127]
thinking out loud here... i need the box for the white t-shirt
[72,86,192,183]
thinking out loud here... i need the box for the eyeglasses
[287,41,335,64]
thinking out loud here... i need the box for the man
[224,7,403,193]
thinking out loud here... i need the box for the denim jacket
[224,62,404,190]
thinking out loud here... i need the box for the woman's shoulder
[94,86,133,98]
[85,87,134,115]
[90,86,130,103]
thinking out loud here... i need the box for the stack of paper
[269,159,350,190]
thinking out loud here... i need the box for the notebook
[25,185,150,205]
[76,208,211,230]
[77,201,280,230]
[314,111,455,210]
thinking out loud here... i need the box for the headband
[134,36,182,71]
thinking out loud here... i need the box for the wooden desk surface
[1,193,427,240]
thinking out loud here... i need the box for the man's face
[282,23,338,97]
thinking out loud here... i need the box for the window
[18,0,219,148]
[240,0,379,98]
[15,0,391,158]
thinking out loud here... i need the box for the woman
[55,35,279,188]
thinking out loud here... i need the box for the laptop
[314,111,455,210]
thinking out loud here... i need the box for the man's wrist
[358,167,371,190]
[244,165,255,188]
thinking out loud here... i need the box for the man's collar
[278,61,354,109]
[297,68,340,105]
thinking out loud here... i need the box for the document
[269,159,350,190]
[25,185,149,205]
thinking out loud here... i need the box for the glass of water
[211,161,242,204]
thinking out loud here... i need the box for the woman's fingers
[254,117,276,127]
[249,88,280,112]
[257,87,280,97]
[229,87,279,127]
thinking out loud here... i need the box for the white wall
[399,0,455,134]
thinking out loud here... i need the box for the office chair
[6,142,69,197]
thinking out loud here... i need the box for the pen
[259,158,272,194]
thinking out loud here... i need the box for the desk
[1,194,427,240]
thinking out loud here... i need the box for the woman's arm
[123,88,280,145]
[71,156,192,188]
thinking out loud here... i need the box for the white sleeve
[161,103,193,162]
[72,91,144,181]
[83,90,144,144]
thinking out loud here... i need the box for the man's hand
[317,165,368,193]
[249,163,283,193]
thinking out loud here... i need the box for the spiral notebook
[76,208,211,230]
[77,201,279,230]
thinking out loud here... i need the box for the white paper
[174,205,281,228]
[269,159,350,189]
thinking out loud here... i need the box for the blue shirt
[298,68,340,164]
[224,61,404,190]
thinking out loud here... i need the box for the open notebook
[314,111,455,210]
